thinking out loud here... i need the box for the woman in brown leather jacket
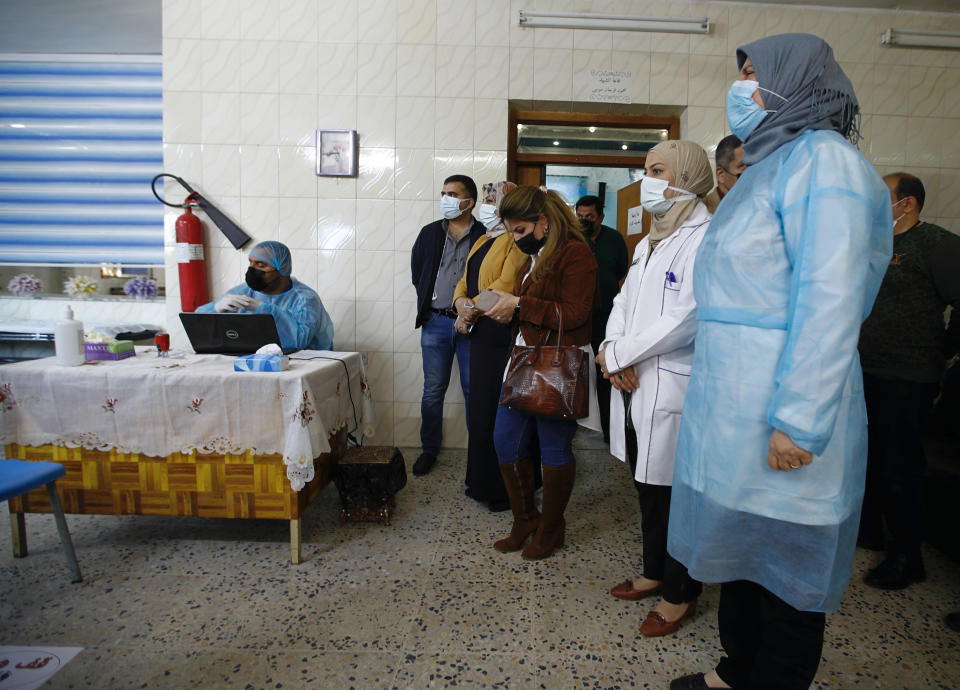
[482,185,598,560]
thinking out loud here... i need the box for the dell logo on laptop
[225,329,240,339]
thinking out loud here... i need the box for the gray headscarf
[737,33,861,165]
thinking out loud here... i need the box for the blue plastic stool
[1,459,83,583]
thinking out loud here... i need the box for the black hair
[715,134,742,171]
[443,174,478,202]
[575,195,602,214]
[889,172,925,212]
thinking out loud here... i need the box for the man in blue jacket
[410,175,484,476]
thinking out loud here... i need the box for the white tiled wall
[161,0,960,448]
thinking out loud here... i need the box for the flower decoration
[64,274,99,298]
[123,276,158,299]
[7,273,43,297]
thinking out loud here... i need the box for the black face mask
[245,266,275,292]
[515,232,546,256]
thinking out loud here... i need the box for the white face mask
[891,198,906,230]
[440,195,467,220]
[477,203,499,229]
[640,176,695,215]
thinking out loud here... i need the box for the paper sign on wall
[627,206,644,236]
[588,69,632,104]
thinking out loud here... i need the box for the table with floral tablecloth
[0,348,375,563]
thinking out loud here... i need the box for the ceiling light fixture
[881,28,960,50]
[519,10,709,34]
[553,140,560,146]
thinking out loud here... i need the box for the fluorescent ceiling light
[519,10,709,34]
[881,28,960,49]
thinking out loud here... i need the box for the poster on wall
[588,69,633,104]
[316,130,358,177]
[627,206,644,236]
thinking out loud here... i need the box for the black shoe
[670,673,709,689]
[413,452,437,476]
[487,498,511,512]
[864,553,926,590]
[857,535,886,551]
[946,612,960,632]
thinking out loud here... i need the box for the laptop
[179,312,296,355]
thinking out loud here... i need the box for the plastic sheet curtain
[0,54,163,265]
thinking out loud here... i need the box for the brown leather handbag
[499,303,590,419]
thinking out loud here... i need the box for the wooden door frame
[506,107,680,182]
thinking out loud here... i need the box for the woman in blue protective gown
[667,35,891,690]
[196,240,334,351]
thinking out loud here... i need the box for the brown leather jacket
[514,238,598,347]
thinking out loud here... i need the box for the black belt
[429,307,457,318]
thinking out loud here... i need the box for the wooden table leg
[290,518,301,565]
[10,511,26,557]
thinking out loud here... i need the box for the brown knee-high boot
[522,461,575,560]
[494,458,540,552]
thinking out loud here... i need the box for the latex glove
[215,294,247,313]
[236,295,261,310]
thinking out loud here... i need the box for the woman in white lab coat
[597,140,714,637]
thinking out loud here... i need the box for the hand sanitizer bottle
[55,306,85,366]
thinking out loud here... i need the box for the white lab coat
[601,202,710,486]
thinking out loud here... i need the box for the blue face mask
[726,80,768,140]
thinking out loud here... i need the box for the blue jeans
[493,402,578,467]
[420,313,470,455]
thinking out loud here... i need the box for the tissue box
[233,353,289,372]
[85,341,136,361]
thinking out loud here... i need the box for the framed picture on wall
[316,129,357,177]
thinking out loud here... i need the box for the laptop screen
[179,313,291,355]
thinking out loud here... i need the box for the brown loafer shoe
[639,601,697,637]
[610,579,663,601]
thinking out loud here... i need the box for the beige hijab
[647,140,714,243]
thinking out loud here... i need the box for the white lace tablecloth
[0,349,376,491]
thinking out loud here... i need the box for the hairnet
[249,241,292,277]
[737,33,860,165]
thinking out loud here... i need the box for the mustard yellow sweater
[452,232,528,304]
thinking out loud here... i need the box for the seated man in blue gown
[196,241,334,351]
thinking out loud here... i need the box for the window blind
[0,54,163,265]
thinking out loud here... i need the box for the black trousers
[626,424,701,604]
[715,580,825,690]
[859,373,939,559]
[465,317,512,504]
[592,335,611,442]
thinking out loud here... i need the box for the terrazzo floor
[2,430,959,689]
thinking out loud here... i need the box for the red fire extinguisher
[176,197,209,312]
[152,173,251,311]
